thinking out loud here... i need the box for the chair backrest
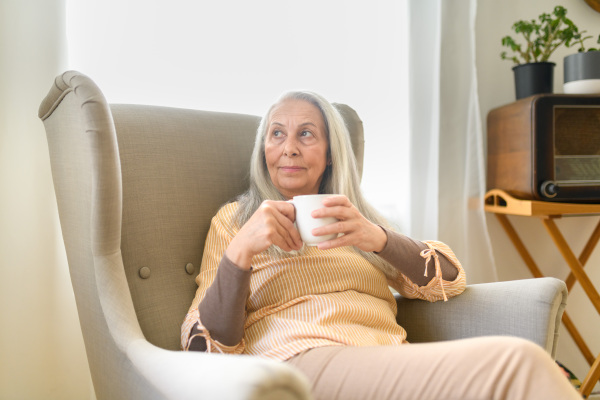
[39,71,365,352]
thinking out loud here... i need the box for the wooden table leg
[487,193,600,395]
[494,214,595,365]
[495,214,545,278]
[564,219,600,291]
[580,353,600,399]
[562,312,596,366]
[542,218,600,315]
[541,218,600,396]
[562,219,600,367]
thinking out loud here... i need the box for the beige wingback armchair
[39,71,568,400]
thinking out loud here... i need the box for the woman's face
[264,98,329,199]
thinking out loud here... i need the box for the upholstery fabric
[396,277,567,358]
[113,104,260,350]
[39,70,568,400]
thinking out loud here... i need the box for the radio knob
[540,181,558,198]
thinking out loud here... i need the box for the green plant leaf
[499,5,597,62]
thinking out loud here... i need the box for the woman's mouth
[280,166,304,173]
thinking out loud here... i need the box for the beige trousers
[286,336,580,400]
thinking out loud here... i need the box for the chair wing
[38,71,364,398]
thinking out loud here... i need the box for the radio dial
[540,181,558,198]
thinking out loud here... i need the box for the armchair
[39,71,568,400]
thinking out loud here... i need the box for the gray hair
[234,91,397,279]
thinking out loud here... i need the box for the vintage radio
[487,94,600,202]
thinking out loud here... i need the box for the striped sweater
[181,201,466,361]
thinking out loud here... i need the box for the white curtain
[0,0,94,399]
[408,0,497,283]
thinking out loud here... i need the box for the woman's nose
[283,138,299,156]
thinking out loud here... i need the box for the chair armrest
[395,277,567,358]
[91,254,311,400]
[126,339,312,400]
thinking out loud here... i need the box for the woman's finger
[312,205,356,221]
[321,194,351,207]
[271,200,297,223]
[312,219,344,235]
[260,201,302,250]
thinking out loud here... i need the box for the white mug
[288,194,338,246]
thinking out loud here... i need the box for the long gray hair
[234,91,397,279]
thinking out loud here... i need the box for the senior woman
[182,92,580,399]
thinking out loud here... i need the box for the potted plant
[501,6,584,99]
[564,34,600,94]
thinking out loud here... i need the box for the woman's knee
[491,336,555,372]
[499,336,547,356]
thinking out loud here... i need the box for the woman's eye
[300,130,313,137]
[272,130,283,137]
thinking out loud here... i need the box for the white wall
[476,0,600,391]
[0,0,93,399]
[66,0,411,232]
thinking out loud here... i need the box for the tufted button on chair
[39,71,568,400]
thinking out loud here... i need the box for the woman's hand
[310,195,388,253]
[226,200,302,270]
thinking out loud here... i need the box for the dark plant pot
[564,51,600,94]
[512,62,555,100]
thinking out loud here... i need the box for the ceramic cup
[288,194,338,246]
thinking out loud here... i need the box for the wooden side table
[484,189,600,398]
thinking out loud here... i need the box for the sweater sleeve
[180,207,251,353]
[377,228,466,302]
